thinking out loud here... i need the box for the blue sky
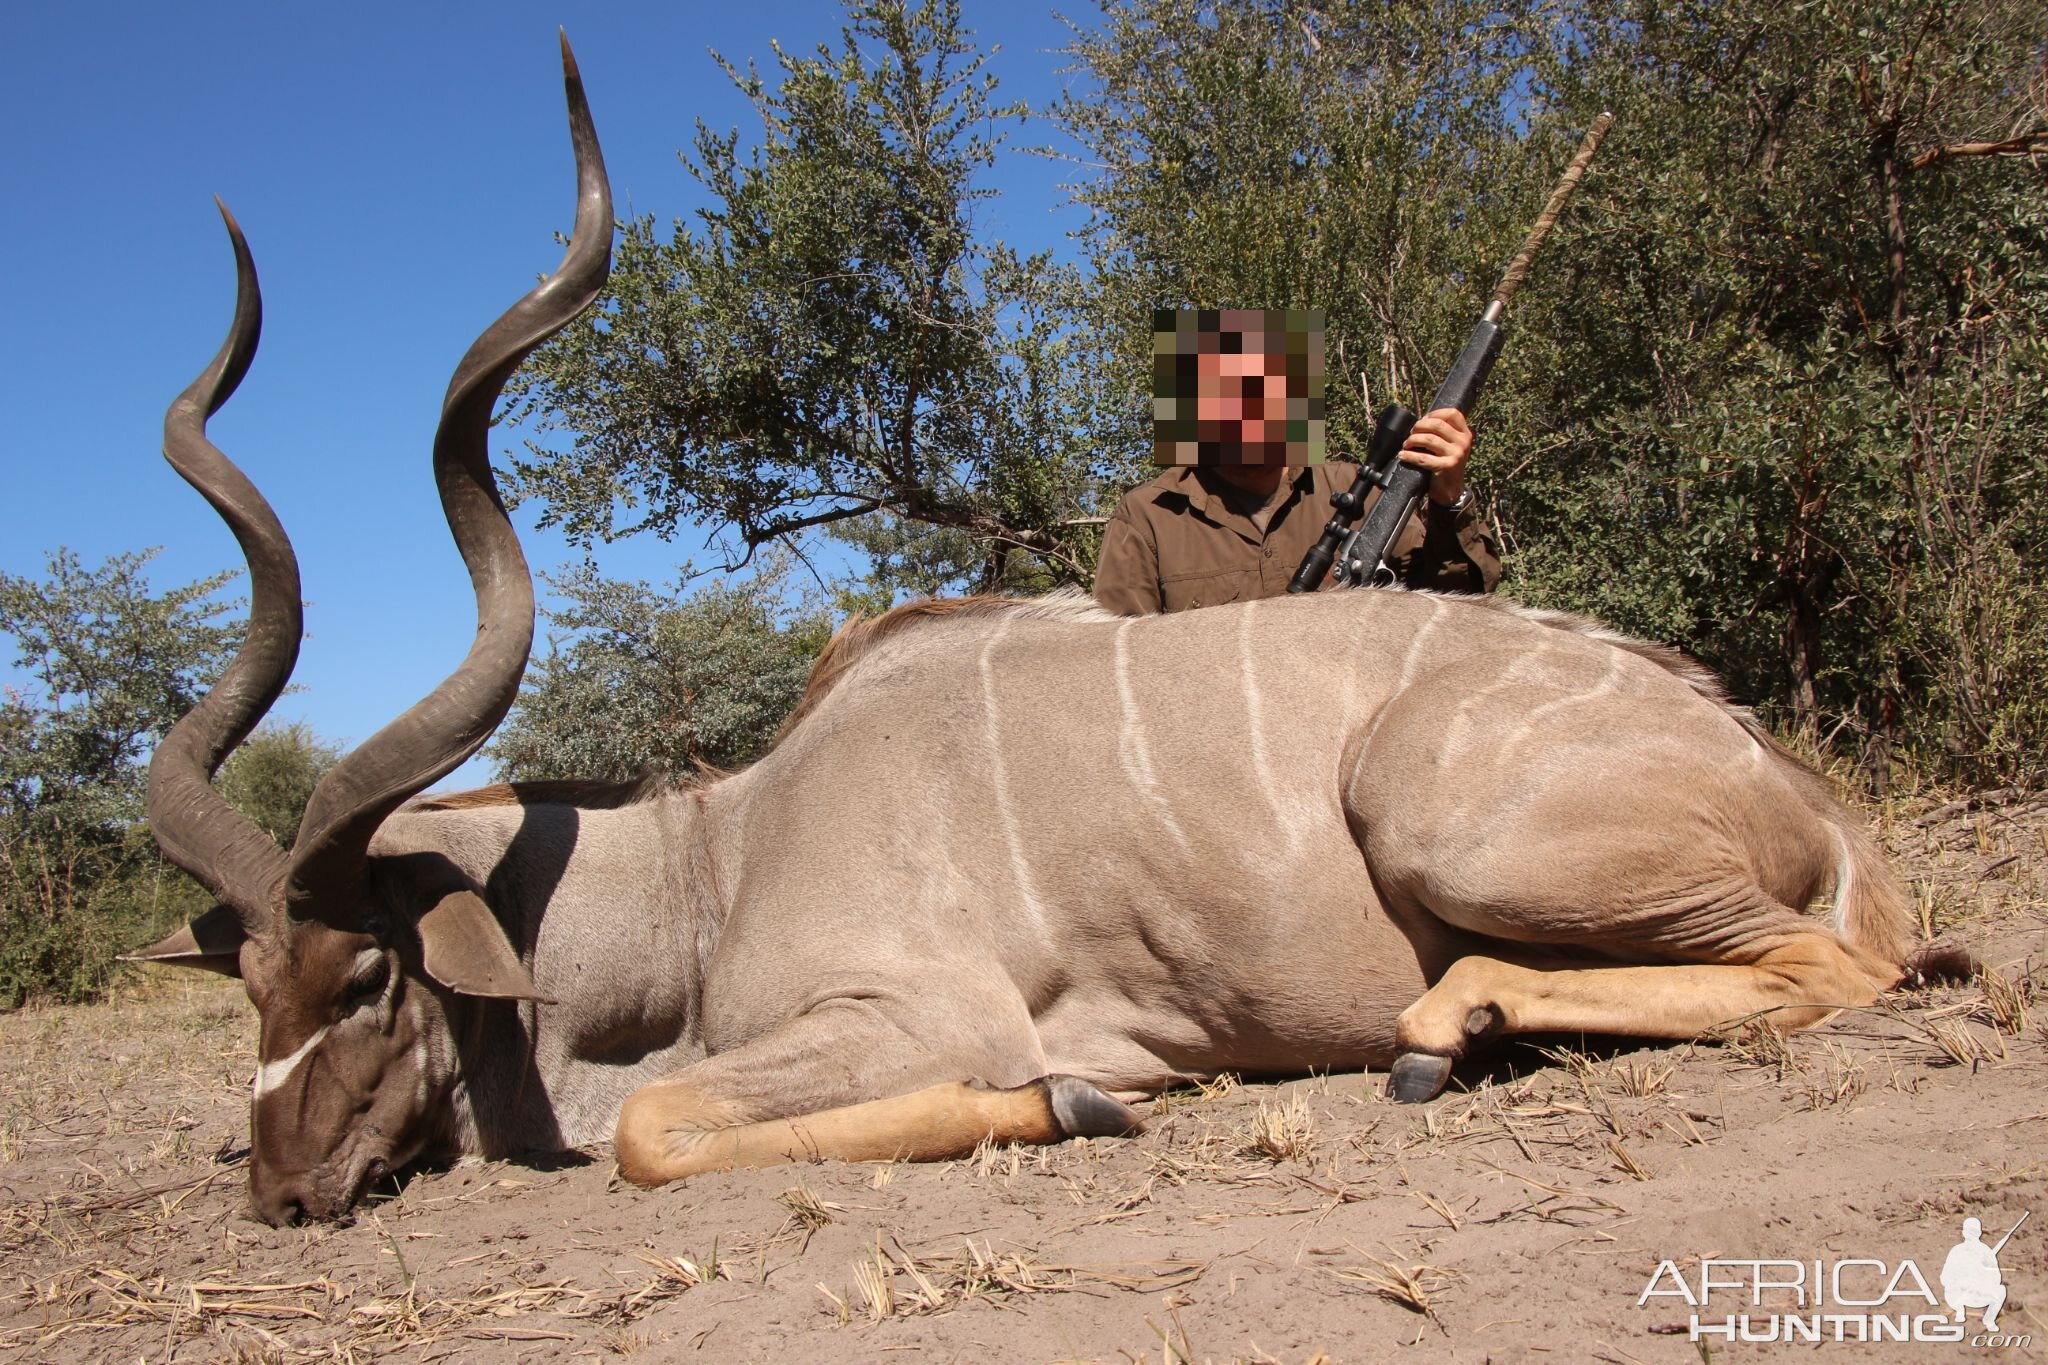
[2,2,1093,790]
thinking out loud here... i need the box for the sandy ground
[2,791,2044,1363]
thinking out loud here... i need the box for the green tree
[487,561,835,782]
[1504,0,2048,784]
[508,0,1113,594]
[0,549,240,1005]
[215,722,341,848]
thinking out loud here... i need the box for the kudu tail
[1816,798,2001,1000]
[1821,817,1915,981]
[1759,741,1974,989]
[1823,815,1979,988]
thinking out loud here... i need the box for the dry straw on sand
[2,790,2044,1360]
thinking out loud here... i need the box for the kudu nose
[252,1190,305,1227]
[249,1163,311,1226]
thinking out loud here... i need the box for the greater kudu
[138,43,1923,1224]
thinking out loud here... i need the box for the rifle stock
[1309,312,1503,590]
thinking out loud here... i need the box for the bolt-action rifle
[1289,113,1614,593]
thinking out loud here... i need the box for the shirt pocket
[1159,566,1257,613]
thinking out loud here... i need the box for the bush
[0,551,344,1006]
[488,560,834,782]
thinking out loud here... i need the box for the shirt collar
[1157,465,1315,522]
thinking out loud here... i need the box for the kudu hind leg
[1389,931,1879,1102]
[612,1003,1140,1187]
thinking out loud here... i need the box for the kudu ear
[416,889,554,1003]
[122,902,246,978]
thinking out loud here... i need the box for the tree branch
[744,497,886,547]
[1909,131,2048,172]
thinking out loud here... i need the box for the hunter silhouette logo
[1637,1210,2032,1346]
[1944,1212,2025,1332]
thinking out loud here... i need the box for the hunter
[1095,308,1501,614]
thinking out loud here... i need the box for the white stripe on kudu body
[1393,593,1448,694]
[1439,651,1530,764]
[1236,601,1296,847]
[979,617,1049,929]
[1354,593,1451,771]
[1114,619,1192,853]
[1502,646,1621,753]
[254,1026,331,1099]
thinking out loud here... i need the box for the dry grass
[1605,1136,1652,1181]
[819,1235,1204,1326]
[1236,1094,1319,1164]
[1327,1246,1458,1317]
[775,1182,837,1232]
[1922,1016,2003,1066]
[1719,1018,1793,1073]
[1532,1043,1599,1082]
[4,1259,703,1357]
[0,975,250,1165]
[1800,1039,1869,1110]
[584,1245,733,1325]
[1476,1161,1631,1225]
[1980,964,2036,1036]
[1151,1072,1240,1118]
[1605,1056,1676,1098]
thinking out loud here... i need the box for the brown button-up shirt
[1094,464,1502,615]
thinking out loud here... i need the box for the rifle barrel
[1491,111,1614,311]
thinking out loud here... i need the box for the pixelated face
[1199,348,1289,444]
[1153,308,1325,466]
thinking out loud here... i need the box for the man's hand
[1399,408,1473,506]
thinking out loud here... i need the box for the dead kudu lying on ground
[138,44,1924,1225]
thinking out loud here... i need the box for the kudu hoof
[1388,1052,1455,1103]
[1042,1076,1145,1139]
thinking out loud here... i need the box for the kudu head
[133,36,612,1225]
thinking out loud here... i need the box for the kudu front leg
[616,1075,1139,1185]
[611,1003,1141,1186]
[1387,932,1883,1102]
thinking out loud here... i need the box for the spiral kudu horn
[281,34,613,923]
[146,202,302,931]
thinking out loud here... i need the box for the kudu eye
[342,951,390,1010]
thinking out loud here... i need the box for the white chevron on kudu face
[254,1026,331,1099]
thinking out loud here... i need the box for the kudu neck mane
[408,771,680,814]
